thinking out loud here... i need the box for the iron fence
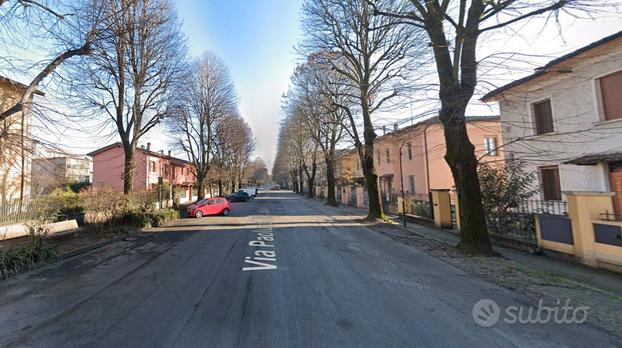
[600,211,622,222]
[0,199,53,226]
[485,199,568,244]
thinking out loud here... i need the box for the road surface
[0,191,617,347]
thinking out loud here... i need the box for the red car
[187,197,230,218]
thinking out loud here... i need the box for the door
[205,199,217,215]
[609,162,622,215]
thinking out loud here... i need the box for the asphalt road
[0,191,618,347]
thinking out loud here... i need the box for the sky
[7,1,621,172]
[169,0,304,170]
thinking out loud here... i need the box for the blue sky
[174,0,303,169]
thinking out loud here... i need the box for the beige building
[0,76,43,204]
[32,154,91,194]
[483,30,622,215]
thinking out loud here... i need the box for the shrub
[49,186,84,216]
[122,208,179,228]
[0,237,58,280]
[80,187,125,224]
[478,161,539,235]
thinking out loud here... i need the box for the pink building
[374,116,503,200]
[88,143,196,201]
[334,116,504,210]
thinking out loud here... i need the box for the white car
[238,187,257,198]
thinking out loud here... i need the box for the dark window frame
[532,99,555,135]
[540,166,562,201]
[598,69,622,122]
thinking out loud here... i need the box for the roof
[482,30,622,102]
[87,142,190,164]
[564,151,622,165]
[0,75,45,96]
[377,115,500,141]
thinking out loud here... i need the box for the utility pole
[399,139,406,227]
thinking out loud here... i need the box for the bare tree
[301,0,425,219]
[0,0,100,123]
[370,0,618,255]
[168,52,237,199]
[73,0,185,194]
[211,111,256,194]
[290,58,348,205]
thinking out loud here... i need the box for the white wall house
[483,31,622,215]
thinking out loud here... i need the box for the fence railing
[600,211,622,222]
[515,199,568,216]
[0,199,54,226]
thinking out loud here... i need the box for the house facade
[332,116,504,210]
[88,143,197,202]
[373,116,503,202]
[0,76,43,204]
[32,154,91,193]
[483,31,622,215]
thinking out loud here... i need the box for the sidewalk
[332,201,622,296]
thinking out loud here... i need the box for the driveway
[0,191,618,347]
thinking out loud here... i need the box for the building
[374,116,503,200]
[0,76,44,204]
[482,31,622,215]
[88,143,197,202]
[32,153,91,194]
[332,115,503,210]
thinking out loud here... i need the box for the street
[0,191,618,347]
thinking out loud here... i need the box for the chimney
[159,150,164,154]
[147,142,151,151]
[168,150,171,157]
[140,144,145,149]
[382,125,386,135]
[394,123,398,131]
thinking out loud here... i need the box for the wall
[372,119,503,197]
[0,80,32,202]
[91,145,126,191]
[497,44,622,197]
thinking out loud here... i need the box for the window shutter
[533,100,554,135]
[541,167,561,201]
[599,70,622,121]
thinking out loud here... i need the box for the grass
[0,237,59,280]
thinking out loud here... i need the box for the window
[386,148,390,163]
[408,175,415,193]
[540,166,562,201]
[377,150,381,165]
[533,99,554,135]
[484,137,497,156]
[149,161,156,172]
[407,142,413,160]
[599,70,622,121]
[206,199,215,205]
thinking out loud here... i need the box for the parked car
[238,187,257,198]
[227,191,251,202]
[187,197,230,218]
[271,185,280,190]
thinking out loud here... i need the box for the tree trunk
[359,101,383,220]
[298,165,304,195]
[197,176,205,200]
[442,110,492,255]
[217,179,223,196]
[325,155,337,206]
[122,143,136,194]
[307,161,316,199]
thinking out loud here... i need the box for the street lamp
[398,139,407,227]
